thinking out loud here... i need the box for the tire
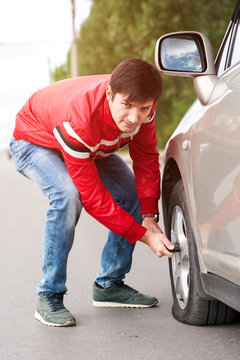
[167,179,239,325]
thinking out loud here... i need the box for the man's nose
[128,108,140,123]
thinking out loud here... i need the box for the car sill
[201,272,240,312]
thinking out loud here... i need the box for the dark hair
[110,58,162,103]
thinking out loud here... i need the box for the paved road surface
[1,155,240,360]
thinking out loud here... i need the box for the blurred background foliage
[53,0,233,148]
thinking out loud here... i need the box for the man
[10,58,174,327]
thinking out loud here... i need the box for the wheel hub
[170,205,190,310]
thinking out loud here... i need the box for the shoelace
[45,293,65,312]
[115,281,138,294]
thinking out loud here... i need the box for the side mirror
[155,31,216,77]
[155,31,221,105]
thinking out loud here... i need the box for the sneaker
[34,292,76,327]
[93,281,158,308]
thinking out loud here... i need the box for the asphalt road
[1,155,240,360]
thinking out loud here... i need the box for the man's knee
[117,190,141,222]
[49,182,82,220]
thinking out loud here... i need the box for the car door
[190,7,240,285]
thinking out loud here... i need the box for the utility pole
[71,0,79,77]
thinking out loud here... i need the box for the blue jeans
[10,138,141,294]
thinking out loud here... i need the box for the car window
[230,17,240,66]
[216,6,240,76]
[216,24,232,76]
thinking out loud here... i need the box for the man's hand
[139,223,174,258]
[143,217,162,233]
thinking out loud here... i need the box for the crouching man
[10,58,174,327]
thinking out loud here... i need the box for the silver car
[155,0,240,325]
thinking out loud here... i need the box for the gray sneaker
[93,281,158,308]
[34,292,76,327]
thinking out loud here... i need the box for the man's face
[106,86,154,133]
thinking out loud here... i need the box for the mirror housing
[155,31,216,77]
[155,32,219,105]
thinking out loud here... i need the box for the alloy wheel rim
[170,205,190,310]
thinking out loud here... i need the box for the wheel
[167,179,239,325]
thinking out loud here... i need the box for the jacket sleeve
[128,111,160,215]
[53,123,146,244]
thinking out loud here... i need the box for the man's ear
[106,86,113,102]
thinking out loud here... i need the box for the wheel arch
[161,158,181,233]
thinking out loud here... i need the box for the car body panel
[158,1,240,308]
[190,63,240,284]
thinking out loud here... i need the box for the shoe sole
[34,311,76,327]
[92,299,158,308]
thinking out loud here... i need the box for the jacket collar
[103,97,121,136]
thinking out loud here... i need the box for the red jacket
[13,75,160,243]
